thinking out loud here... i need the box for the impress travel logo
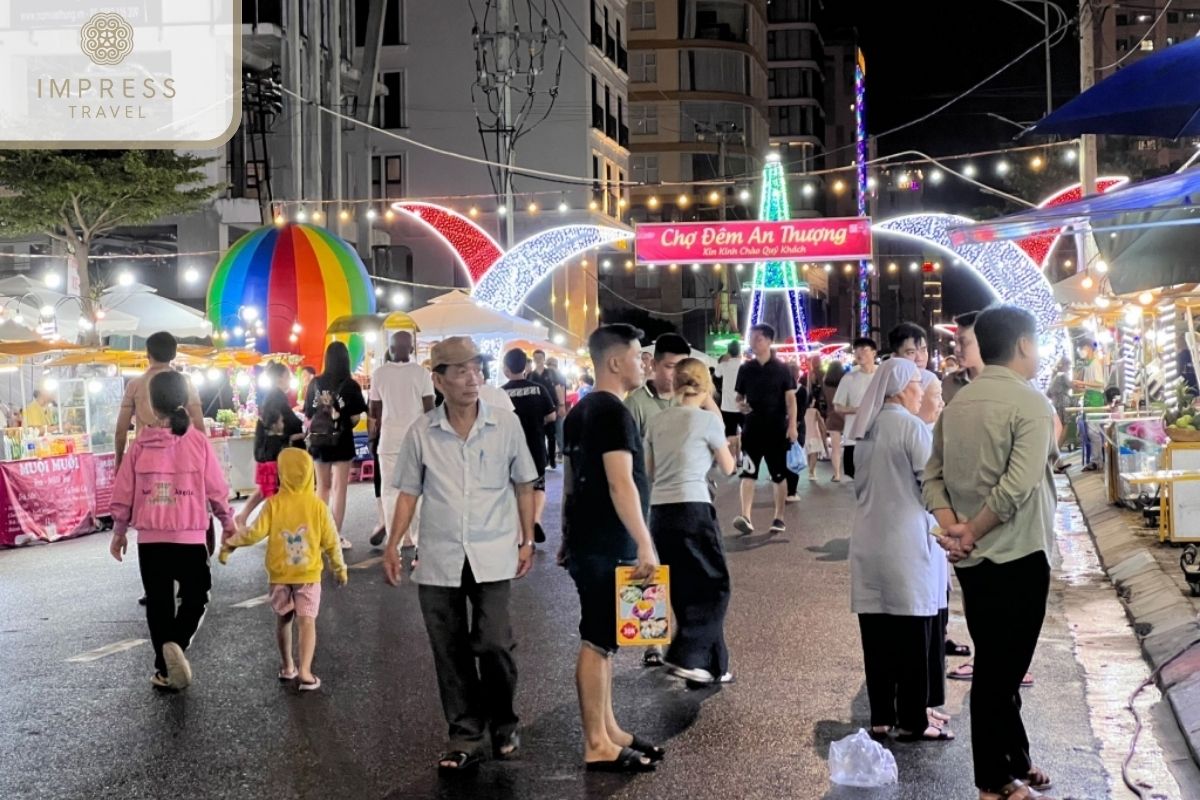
[0,3,241,148]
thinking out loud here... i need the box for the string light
[366,208,378,220]
[183,267,200,284]
[707,190,720,203]
[962,164,977,178]
[1081,276,1094,289]
[558,200,569,213]
[801,183,815,197]
[384,208,396,221]
[833,179,846,193]
[735,264,744,271]
[312,210,323,222]
[468,206,479,217]
[747,157,810,345]
[995,160,1010,176]
[691,263,700,272]
[909,261,919,272]
[339,209,351,221]
[648,196,660,208]
[473,225,634,313]
[677,194,690,207]
[874,213,1066,387]
[669,263,678,271]
[824,264,833,273]
[624,259,633,268]
[1138,290,1154,305]
[843,264,853,274]
[1095,259,1109,274]
[739,189,751,202]
[617,197,627,209]
[1064,149,1078,163]
[295,208,308,222]
[888,262,898,273]
[1095,295,1111,308]
[589,200,599,211]
[527,201,538,214]
[929,169,943,184]
[274,213,286,225]
[394,202,503,285]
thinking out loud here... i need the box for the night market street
[1,469,1194,800]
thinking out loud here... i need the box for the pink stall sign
[0,453,98,547]
[634,217,873,264]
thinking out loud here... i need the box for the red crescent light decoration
[1015,177,1129,267]
[806,326,839,341]
[394,202,505,286]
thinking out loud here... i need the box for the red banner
[634,217,872,264]
[0,454,98,547]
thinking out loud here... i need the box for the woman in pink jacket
[110,370,236,691]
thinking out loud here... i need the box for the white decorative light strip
[873,213,1066,388]
[474,225,635,314]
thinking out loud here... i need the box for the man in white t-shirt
[714,341,746,463]
[368,330,435,548]
[832,337,878,480]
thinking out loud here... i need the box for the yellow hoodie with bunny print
[221,448,348,584]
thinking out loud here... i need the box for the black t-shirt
[562,391,647,560]
[254,388,305,462]
[734,357,797,433]
[503,378,556,473]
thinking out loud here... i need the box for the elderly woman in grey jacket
[848,358,953,743]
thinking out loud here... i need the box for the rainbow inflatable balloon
[207,223,376,368]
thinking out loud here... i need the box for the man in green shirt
[923,304,1057,800]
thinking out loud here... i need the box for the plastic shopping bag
[828,729,898,788]
[786,441,806,474]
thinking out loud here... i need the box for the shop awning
[1023,36,1200,139]
[948,169,1200,246]
[325,312,420,335]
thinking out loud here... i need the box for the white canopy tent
[0,275,138,342]
[101,282,212,339]
[407,290,545,340]
[641,343,717,368]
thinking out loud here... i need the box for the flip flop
[585,746,656,773]
[629,735,665,762]
[948,662,975,680]
[945,639,972,657]
[278,667,298,681]
[895,726,955,742]
[1027,767,1053,790]
[298,676,321,692]
[438,750,484,772]
[493,732,520,759]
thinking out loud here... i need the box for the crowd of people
[101,303,1074,799]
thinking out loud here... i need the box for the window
[767,0,812,23]
[690,0,748,43]
[631,52,657,82]
[631,154,659,184]
[680,49,749,93]
[1168,11,1180,23]
[378,71,406,128]
[766,29,821,61]
[1116,13,1129,25]
[630,0,655,29]
[371,154,404,200]
[1116,37,1131,52]
[631,105,658,134]
[769,67,818,99]
[769,105,818,137]
[635,267,659,289]
[1140,39,1155,51]
[1187,11,1200,22]
[382,0,406,45]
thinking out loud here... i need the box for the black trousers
[544,423,557,467]
[650,502,731,676]
[956,552,1051,791]
[417,561,518,753]
[369,437,381,499]
[858,613,939,733]
[843,445,856,479]
[928,605,949,707]
[137,543,212,676]
[786,466,800,496]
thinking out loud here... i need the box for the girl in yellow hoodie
[220,448,348,690]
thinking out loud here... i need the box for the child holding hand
[221,448,348,690]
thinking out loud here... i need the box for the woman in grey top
[645,358,737,686]
[848,358,953,743]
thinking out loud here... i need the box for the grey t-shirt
[645,406,726,505]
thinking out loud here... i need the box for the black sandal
[369,526,387,547]
[585,746,657,773]
[945,639,971,657]
[437,750,483,772]
[895,726,955,742]
[493,732,520,759]
[629,735,665,762]
[642,650,663,667]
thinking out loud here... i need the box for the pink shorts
[269,583,322,618]
[255,461,279,498]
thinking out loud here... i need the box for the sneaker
[162,642,192,690]
[339,536,353,550]
[716,672,735,684]
[768,518,786,534]
[534,522,546,544]
[668,664,715,684]
[369,526,387,547]
[786,494,800,504]
[150,672,171,690]
[732,515,754,536]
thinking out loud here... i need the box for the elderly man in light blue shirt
[383,336,537,773]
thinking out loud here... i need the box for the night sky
[822,1,1083,315]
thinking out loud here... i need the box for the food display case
[56,376,124,454]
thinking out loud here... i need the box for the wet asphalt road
[0,467,1191,799]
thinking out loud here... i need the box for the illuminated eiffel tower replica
[745,153,810,349]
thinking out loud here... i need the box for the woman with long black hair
[303,341,368,549]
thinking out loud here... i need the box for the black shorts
[721,411,743,437]
[567,553,631,654]
[533,473,546,492]
[739,426,789,484]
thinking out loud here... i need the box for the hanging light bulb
[384,208,396,221]
[1138,291,1155,305]
[1081,276,1094,289]
[339,209,350,221]
[1125,305,1142,325]
[739,189,751,202]
[1094,296,1111,308]
[648,195,660,208]
[497,205,508,216]
[366,207,378,220]
[1030,155,1044,170]
[527,201,538,214]
[468,206,479,218]
[707,190,720,204]
[295,208,308,222]
[274,212,286,225]
[1094,259,1109,274]
[677,194,690,207]
[558,200,569,213]
[962,164,977,178]
[832,179,846,194]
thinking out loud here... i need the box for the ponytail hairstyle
[673,357,713,399]
[148,370,192,436]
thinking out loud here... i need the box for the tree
[0,150,217,337]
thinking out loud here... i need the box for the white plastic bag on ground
[828,728,899,787]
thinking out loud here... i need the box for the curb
[1067,470,1200,764]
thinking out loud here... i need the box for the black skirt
[648,502,732,676]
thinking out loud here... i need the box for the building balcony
[592,105,605,132]
[606,35,617,61]
[619,123,630,149]
[606,114,618,139]
[591,22,604,51]
[617,45,628,73]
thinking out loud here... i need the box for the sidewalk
[1068,469,1200,770]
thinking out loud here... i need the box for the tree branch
[70,194,90,239]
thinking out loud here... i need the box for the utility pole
[1077,0,1100,277]
[1043,1,1054,116]
[472,1,566,248]
[694,121,743,221]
